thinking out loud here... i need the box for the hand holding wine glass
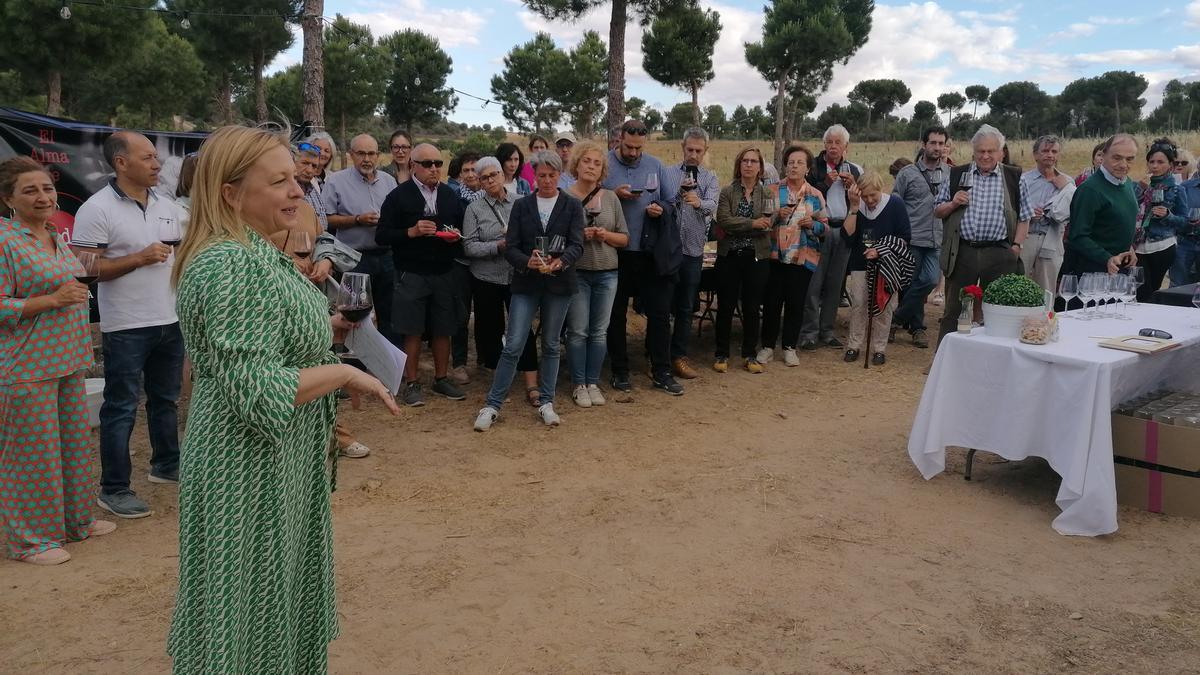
[336,273,373,326]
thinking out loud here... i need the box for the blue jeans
[566,270,619,385]
[892,244,940,332]
[670,255,703,359]
[99,323,184,495]
[486,290,573,411]
[1170,237,1200,287]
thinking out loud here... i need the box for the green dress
[168,230,339,674]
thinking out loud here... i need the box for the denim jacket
[1178,176,1200,240]
[1134,175,1189,245]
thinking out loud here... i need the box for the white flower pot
[981,302,1043,339]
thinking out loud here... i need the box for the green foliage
[236,64,302,124]
[490,33,568,132]
[641,3,722,120]
[1057,71,1147,136]
[559,31,609,136]
[446,131,509,157]
[1147,79,1200,131]
[983,274,1044,307]
[936,92,966,124]
[625,97,648,121]
[664,102,699,137]
[964,84,989,117]
[848,78,911,128]
[704,104,727,137]
[912,100,937,122]
[643,108,664,132]
[382,29,457,131]
[986,81,1048,137]
[0,71,44,112]
[324,15,389,145]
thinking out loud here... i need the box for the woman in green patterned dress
[167,126,399,674]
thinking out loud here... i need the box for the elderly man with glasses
[323,133,400,343]
[376,143,468,407]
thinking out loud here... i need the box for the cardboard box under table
[1112,413,1200,518]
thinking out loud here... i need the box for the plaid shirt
[302,179,328,231]
[660,163,719,257]
[936,165,1032,242]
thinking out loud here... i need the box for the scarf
[865,234,914,317]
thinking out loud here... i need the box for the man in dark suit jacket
[376,143,466,406]
[474,151,585,431]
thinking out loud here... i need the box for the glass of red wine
[285,230,313,272]
[71,249,99,300]
[159,218,183,265]
[336,272,373,326]
[959,166,975,192]
[644,172,659,194]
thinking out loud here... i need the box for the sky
[269,0,1200,129]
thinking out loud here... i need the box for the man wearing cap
[555,132,577,189]
[602,119,684,396]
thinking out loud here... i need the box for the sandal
[526,386,541,407]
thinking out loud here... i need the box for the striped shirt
[661,163,719,257]
[302,180,328,231]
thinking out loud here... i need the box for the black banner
[0,107,207,243]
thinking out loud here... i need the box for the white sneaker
[572,385,592,408]
[338,441,370,458]
[473,406,498,432]
[782,348,800,367]
[538,402,561,426]
[756,347,774,363]
[587,384,606,406]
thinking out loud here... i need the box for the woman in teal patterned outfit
[167,126,398,673]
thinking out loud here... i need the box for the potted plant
[981,273,1048,338]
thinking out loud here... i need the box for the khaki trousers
[847,270,896,355]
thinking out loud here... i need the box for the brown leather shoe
[672,357,698,380]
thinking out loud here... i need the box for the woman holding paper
[759,145,827,367]
[168,126,398,674]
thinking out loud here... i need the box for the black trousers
[761,261,813,350]
[451,262,472,367]
[714,249,770,359]
[470,275,538,372]
[1137,246,1176,303]
[608,250,676,378]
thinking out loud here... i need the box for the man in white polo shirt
[72,130,185,519]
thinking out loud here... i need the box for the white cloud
[1188,1,1200,26]
[1071,46,1200,70]
[957,7,1021,22]
[344,0,486,48]
[1051,23,1096,39]
[1086,16,1139,25]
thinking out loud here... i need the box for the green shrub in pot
[983,273,1043,307]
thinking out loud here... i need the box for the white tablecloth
[908,303,1200,536]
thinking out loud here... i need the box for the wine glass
[159,218,183,265]
[1192,285,1200,328]
[1115,275,1136,320]
[1078,273,1097,320]
[1057,275,1078,318]
[533,235,550,269]
[71,249,99,286]
[644,173,659,194]
[1189,207,1200,224]
[929,167,944,196]
[336,272,373,326]
[861,226,877,251]
[958,166,975,191]
[548,235,566,259]
[1103,274,1121,318]
[762,192,778,221]
[1150,188,1165,207]
[1125,266,1144,305]
[285,230,313,263]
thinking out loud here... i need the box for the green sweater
[1067,171,1137,266]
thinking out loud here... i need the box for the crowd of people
[1,113,1198,671]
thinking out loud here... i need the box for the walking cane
[864,259,875,370]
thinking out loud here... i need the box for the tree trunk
[771,70,790,168]
[216,72,234,124]
[340,111,347,157]
[606,0,627,145]
[47,70,62,117]
[301,0,325,129]
[691,83,700,127]
[254,48,268,124]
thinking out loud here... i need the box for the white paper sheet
[344,314,407,395]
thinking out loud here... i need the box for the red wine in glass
[338,304,373,323]
[294,248,312,259]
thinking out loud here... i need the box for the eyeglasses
[391,144,412,152]
[1175,161,1190,168]
[295,142,321,155]
[622,126,648,136]
[479,171,501,181]
[555,140,573,148]
[740,157,761,164]
[351,150,379,158]
[414,159,444,169]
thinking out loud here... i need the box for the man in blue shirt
[660,127,718,379]
[602,119,683,396]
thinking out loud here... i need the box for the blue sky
[271,0,1200,129]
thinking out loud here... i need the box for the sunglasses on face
[556,140,573,148]
[1175,161,1190,167]
[391,144,412,152]
[414,159,444,169]
[622,127,648,136]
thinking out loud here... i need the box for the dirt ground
[3,306,1200,674]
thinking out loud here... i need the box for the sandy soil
[3,307,1199,674]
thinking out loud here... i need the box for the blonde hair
[171,125,291,286]
[856,171,885,194]
[567,141,608,183]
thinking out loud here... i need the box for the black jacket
[639,200,683,276]
[375,179,465,275]
[505,191,586,296]
[808,151,862,211]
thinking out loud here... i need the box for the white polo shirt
[72,180,184,333]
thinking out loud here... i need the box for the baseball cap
[554,131,577,145]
